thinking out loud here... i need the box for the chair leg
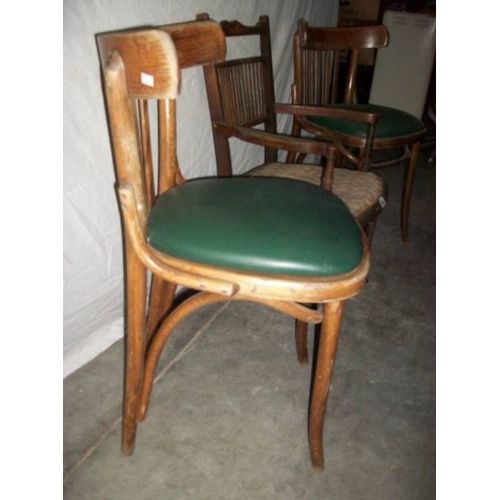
[401,142,420,243]
[363,220,377,249]
[146,277,176,342]
[137,292,229,421]
[308,301,344,470]
[295,320,309,365]
[121,244,148,455]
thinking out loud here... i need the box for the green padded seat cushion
[147,177,363,277]
[308,103,425,139]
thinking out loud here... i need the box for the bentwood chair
[97,20,370,470]
[287,20,426,242]
[197,14,387,247]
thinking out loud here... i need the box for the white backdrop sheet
[63,0,338,378]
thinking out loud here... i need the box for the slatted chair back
[294,20,389,106]
[290,19,426,242]
[196,13,278,174]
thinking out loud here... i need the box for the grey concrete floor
[64,149,436,499]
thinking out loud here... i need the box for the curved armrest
[213,121,336,160]
[277,103,378,169]
[275,103,379,125]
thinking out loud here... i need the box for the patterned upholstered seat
[249,162,386,221]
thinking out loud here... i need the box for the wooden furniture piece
[197,13,387,246]
[97,19,370,471]
[287,20,426,242]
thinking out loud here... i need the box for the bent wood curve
[137,292,326,420]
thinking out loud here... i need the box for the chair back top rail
[160,20,226,69]
[97,20,226,99]
[294,20,388,106]
[97,21,226,222]
[98,30,180,100]
[298,20,389,51]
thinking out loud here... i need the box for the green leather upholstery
[308,103,425,139]
[147,177,363,277]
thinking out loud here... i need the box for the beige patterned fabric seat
[248,163,386,223]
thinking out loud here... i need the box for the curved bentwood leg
[362,220,377,249]
[122,243,148,455]
[308,301,344,470]
[401,142,420,243]
[137,293,323,423]
[137,292,227,421]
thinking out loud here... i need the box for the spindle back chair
[288,20,426,242]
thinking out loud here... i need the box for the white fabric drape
[63,0,339,377]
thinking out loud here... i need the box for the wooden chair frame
[288,20,427,242]
[97,20,370,470]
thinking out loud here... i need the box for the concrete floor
[64,149,436,499]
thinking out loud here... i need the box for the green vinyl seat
[308,103,426,140]
[147,177,363,277]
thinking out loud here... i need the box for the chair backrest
[196,13,278,176]
[293,20,389,107]
[97,21,226,225]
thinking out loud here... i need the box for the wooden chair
[287,20,427,242]
[97,19,370,471]
[197,14,387,246]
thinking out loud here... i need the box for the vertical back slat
[344,49,360,103]
[138,99,155,208]
[158,99,178,194]
[331,52,341,104]
[300,48,341,107]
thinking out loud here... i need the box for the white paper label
[141,72,154,87]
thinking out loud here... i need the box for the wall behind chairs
[63,0,339,378]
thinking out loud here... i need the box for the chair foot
[121,339,144,455]
[121,424,137,455]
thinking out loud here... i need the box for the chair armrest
[276,103,378,170]
[275,103,379,125]
[213,121,338,190]
[213,121,336,160]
